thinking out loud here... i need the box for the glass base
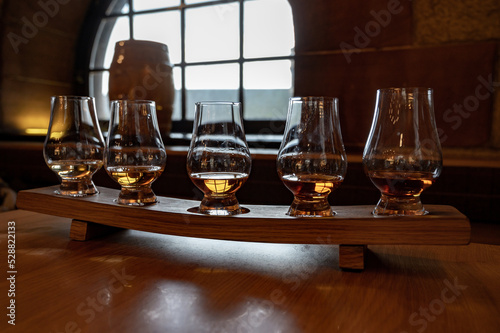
[116,187,158,206]
[198,195,242,216]
[57,180,98,197]
[287,196,334,217]
[373,194,428,216]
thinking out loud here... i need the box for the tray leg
[339,245,366,270]
[70,219,123,241]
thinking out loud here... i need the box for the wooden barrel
[109,40,175,138]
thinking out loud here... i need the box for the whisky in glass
[43,96,104,196]
[187,102,251,215]
[277,97,347,217]
[105,100,166,206]
[363,88,442,216]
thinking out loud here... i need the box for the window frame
[75,0,294,142]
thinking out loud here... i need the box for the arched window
[81,0,295,139]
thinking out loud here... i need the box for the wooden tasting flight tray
[16,186,471,270]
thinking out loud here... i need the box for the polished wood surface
[16,186,470,270]
[1,209,499,332]
[16,186,471,245]
[338,245,367,270]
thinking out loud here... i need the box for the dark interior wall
[0,0,92,133]
[289,0,500,149]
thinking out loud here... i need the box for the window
[85,0,295,138]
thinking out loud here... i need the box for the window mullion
[128,0,134,39]
[239,0,244,107]
[181,1,187,122]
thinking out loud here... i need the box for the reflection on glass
[134,11,181,64]
[185,3,239,62]
[244,0,295,58]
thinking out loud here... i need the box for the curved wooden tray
[16,185,471,270]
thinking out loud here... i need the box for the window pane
[90,0,296,135]
[244,0,295,58]
[89,71,111,123]
[243,60,292,89]
[91,17,130,69]
[172,67,182,120]
[243,60,292,120]
[133,0,180,11]
[185,3,239,62]
[134,11,182,64]
[185,63,239,119]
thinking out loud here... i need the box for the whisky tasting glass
[363,87,442,216]
[277,97,347,217]
[105,100,166,206]
[187,102,251,215]
[43,96,104,196]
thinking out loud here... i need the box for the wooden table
[1,209,499,332]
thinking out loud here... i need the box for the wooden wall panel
[294,42,497,147]
[289,0,413,53]
[0,0,92,133]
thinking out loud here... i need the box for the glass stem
[118,186,157,206]
[287,195,333,217]
[199,194,241,216]
[374,194,427,216]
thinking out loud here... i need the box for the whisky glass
[187,102,251,215]
[43,96,104,196]
[363,87,442,216]
[277,97,347,217]
[105,100,166,206]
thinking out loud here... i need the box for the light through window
[88,0,295,135]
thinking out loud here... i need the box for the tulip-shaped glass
[44,96,104,196]
[187,102,251,215]
[363,87,442,216]
[105,100,166,206]
[277,97,347,217]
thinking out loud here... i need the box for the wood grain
[0,210,498,333]
[69,219,124,241]
[16,185,471,246]
[339,245,366,270]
